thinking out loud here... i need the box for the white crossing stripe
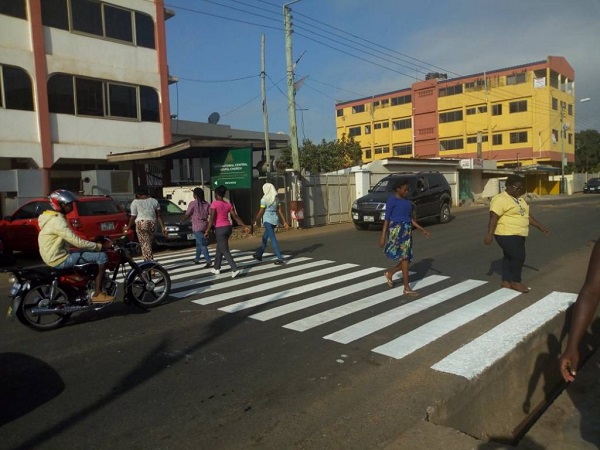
[219,265,373,313]
[372,288,522,359]
[188,258,336,305]
[249,268,385,321]
[431,291,578,380]
[323,279,487,344]
[173,258,328,300]
[284,275,448,332]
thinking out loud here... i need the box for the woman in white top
[124,189,166,261]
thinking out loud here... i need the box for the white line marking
[372,288,521,359]
[249,268,384,321]
[283,275,448,332]
[218,264,368,313]
[323,279,487,344]
[171,258,327,299]
[431,291,577,380]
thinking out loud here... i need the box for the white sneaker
[211,268,221,275]
[231,269,241,279]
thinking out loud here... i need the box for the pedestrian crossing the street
[134,247,577,380]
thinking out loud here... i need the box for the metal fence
[300,174,356,227]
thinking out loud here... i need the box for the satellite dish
[208,112,220,124]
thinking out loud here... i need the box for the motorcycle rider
[38,190,114,304]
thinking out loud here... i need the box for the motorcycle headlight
[8,275,16,284]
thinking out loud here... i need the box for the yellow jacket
[38,211,102,267]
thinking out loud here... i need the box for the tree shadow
[0,353,65,427]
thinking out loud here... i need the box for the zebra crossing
[133,247,577,381]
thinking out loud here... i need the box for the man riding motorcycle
[38,190,114,304]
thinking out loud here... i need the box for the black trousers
[214,225,237,271]
[494,234,526,283]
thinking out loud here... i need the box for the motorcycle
[2,237,171,331]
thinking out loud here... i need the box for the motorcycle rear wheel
[17,284,72,331]
[126,264,171,308]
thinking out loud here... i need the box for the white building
[0,0,172,213]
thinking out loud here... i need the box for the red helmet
[49,189,78,212]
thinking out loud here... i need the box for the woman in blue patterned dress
[379,179,430,295]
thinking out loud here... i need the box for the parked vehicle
[118,198,195,247]
[583,178,600,193]
[0,196,131,254]
[351,171,452,230]
[2,237,171,331]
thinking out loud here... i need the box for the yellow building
[335,56,575,170]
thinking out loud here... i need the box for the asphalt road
[1,195,599,449]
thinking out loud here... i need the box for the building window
[392,118,411,130]
[42,0,156,49]
[439,138,463,151]
[348,126,361,137]
[506,72,526,85]
[364,125,371,134]
[509,131,528,144]
[492,104,502,116]
[552,129,558,144]
[0,0,26,19]
[465,79,485,91]
[48,73,159,122]
[364,149,372,159]
[391,94,411,106]
[568,104,573,116]
[492,134,503,146]
[568,133,573,144]
[439,84,463,97]
[418,89,433,97]
[374,121,389,129]
[466,105,487,115]
[374,146,389,155]
[466,135,488,144]
[439,110,463,123]
[393,144,412,156]
[336,108,343,117]
[352,104,365,114]
[0,65,34,111]
[509,100,527,113]
[552,98,558,110]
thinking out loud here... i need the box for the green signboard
[210,147,252,189]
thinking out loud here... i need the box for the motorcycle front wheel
[17,284,72,331]
[126,263,171,308]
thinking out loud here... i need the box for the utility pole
[560,102,566,194]
[260,34,271,174]
[283,1,300,172]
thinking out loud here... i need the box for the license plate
[101,222,115,231]
[364,216,375,222]
[187,234,195,240]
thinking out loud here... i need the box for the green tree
[574,130,600,173]
[278,134,363,173]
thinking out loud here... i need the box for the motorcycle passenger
[38,190,114,304]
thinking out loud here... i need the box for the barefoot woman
[379,179,430,295]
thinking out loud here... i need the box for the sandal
[384,272,394,288]
[403,289,419,297]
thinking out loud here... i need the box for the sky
[164,0,600,143]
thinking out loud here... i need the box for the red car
[0,196,131,254]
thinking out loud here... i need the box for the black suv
[351,171,452,230]
[583,178,600,193]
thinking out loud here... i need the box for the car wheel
[438,203,451,224]
[354,222,370,231]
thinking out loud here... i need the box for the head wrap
[262,183,277,206]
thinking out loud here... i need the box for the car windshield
[76,200,121,216]
[371,178,409,193]
[159,200,184,214]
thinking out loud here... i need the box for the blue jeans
[54,251,108,268]
[256,222,283,261]
[193,231,211,263]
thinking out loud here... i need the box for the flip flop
[403,289,419,297]
[384,272,394,288]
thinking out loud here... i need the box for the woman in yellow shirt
[484,175,549,293]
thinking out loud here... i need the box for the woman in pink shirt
[204,185,249,278]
